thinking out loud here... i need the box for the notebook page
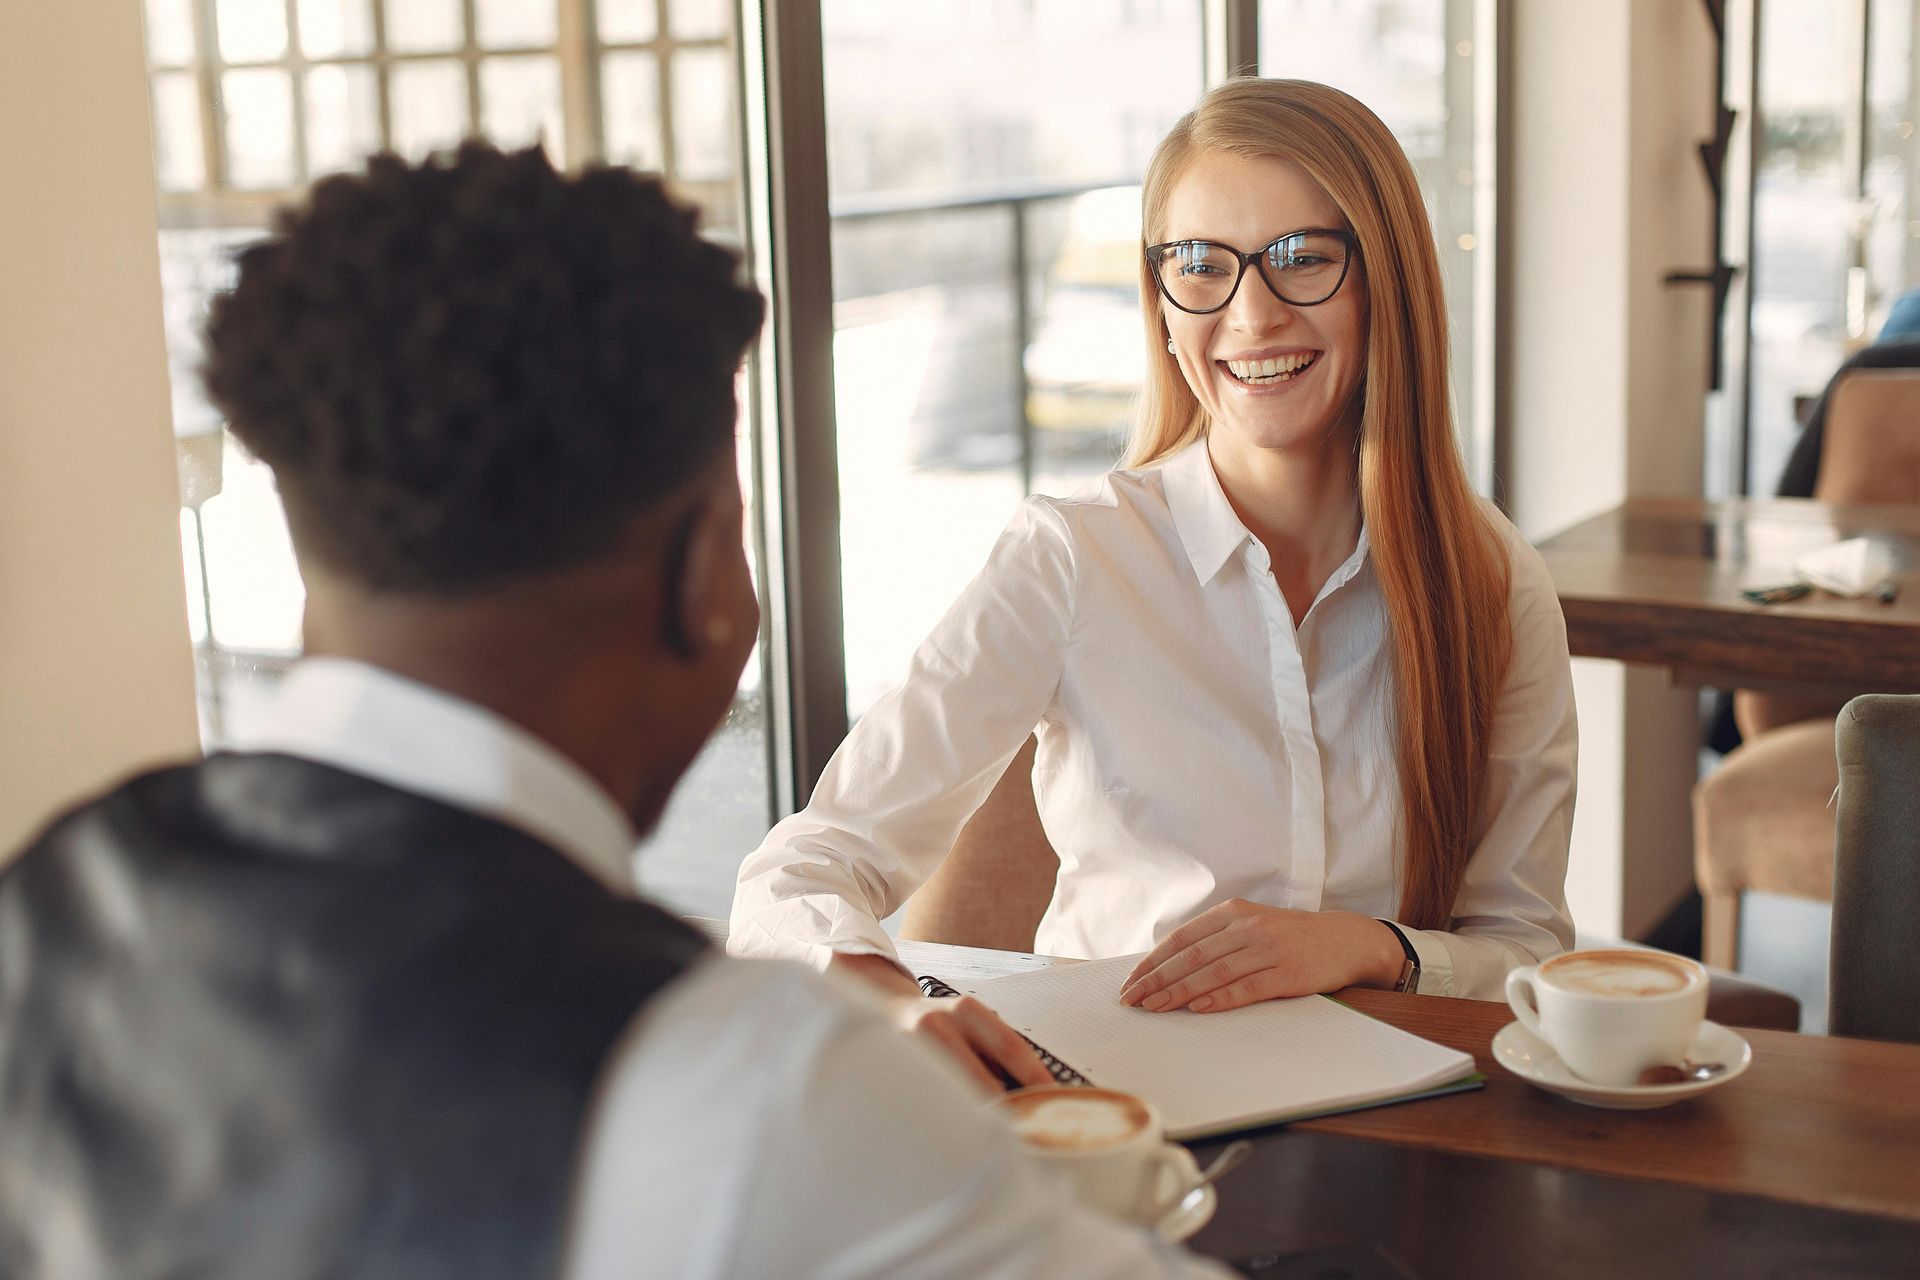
[962,955,1475,1139]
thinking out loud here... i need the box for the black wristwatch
[1377,919,1421,994]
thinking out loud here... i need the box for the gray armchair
[1830,694,1920,1043]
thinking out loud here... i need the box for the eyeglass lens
[1152,231,1350,312]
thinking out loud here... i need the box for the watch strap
[1377,919,1421,993]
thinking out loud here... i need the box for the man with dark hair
[0,145,1224,1278]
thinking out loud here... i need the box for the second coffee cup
[1505,948,1708,1087]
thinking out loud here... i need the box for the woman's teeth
[1224,352,1317,385]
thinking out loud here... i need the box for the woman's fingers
[1128,944,1269,1012]
[1186,969,1286,1013]
[1121,902,1240,989]
[1119,929,1247,1007]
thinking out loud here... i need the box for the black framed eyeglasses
[1144,227,1358,315]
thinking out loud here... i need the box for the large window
[1744,0,1862,498]
[1729,0,1920,499]
[823,0,1205,718]
[141,0,764,916]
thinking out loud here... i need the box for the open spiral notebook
[921,954,1481,1141]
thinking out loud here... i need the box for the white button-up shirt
[731,440,1577,1000]
[236,658,1226,1279]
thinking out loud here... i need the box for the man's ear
[662,496,726,663]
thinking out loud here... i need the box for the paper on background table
[961,955,1476,1140]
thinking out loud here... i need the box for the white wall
[0,2,200,853]
[1507,0,1714,938]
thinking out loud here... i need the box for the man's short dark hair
[203,142,765,593]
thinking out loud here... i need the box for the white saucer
[1492,1019,1752,1110]
[1151,1146,1218,1242]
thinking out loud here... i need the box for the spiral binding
[917,974,1091,1088]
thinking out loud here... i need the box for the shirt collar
[1157,436,1372,591]
[229,657,640,894]
[1160,437,1255,585]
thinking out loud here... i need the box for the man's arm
[567,956,1233,1279]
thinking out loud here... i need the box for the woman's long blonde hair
[1128,79,1510,932]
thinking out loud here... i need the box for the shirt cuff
[727,909,903,974]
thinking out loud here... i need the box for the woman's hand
[829,951,1055,1093]
[1118,901,1406,1013]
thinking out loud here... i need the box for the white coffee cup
[993,1085,1191,1222]
[1505,948,1709,1088]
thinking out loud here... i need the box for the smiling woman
[730,79,1577,1090]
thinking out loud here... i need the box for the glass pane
[1259,0,1487,488]
[390,59,471,158]
[602,50,663,169]
[223,69,297,189]
[1748,0,1855,496]
[216,0,288,62]
[152,72,206,191]
[668,0,726,41]
[823,0,1201,716]
[305,64,382,176]
[669,47,731,182]
[635,417,767,918]
[385,0,464,53]
[479,55,564,157]
[1865,1,1916,338]
[475,0,557,48]
[144,0,196,64]
[299,0,376,58]
[201,443,306,655]
[597,0,658,44]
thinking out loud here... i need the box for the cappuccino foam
[1003,1090,1151,1151]
[1543,950,1696,998]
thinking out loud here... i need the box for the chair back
[1815,369,1920,506]
[898,736,1059,951]
[1830,694,1920,1043]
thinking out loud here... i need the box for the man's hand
[1117,901,1405,1013]
[828,951,1054,1093]
[888,995,1056,1094]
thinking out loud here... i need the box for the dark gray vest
[0,753,706,1280]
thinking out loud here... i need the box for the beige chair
[1706,368,1920,968]
[900,737,1058,951]
[1693,718,1840,971]
[911,738,1801,1030]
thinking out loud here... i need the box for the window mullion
[192,0,227,190]
[285,0,311,185]
[556,0,602,166]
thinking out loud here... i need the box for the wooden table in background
[877,936,1920,1277]
[1532,496,1920,693]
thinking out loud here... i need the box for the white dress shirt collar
[1158,436,1371,588]
[229,657,639,893]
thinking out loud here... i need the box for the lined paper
[961,955,1476,1139]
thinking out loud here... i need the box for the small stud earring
[704,616,734,645]
[1166,337,1176,354]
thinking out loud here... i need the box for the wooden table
[884,936,1920,1277]
[1532,496,1920,693]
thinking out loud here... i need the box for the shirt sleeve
[1395,522,1578,1000]
[728,498,1078,967]
[565,957,1235,1280]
